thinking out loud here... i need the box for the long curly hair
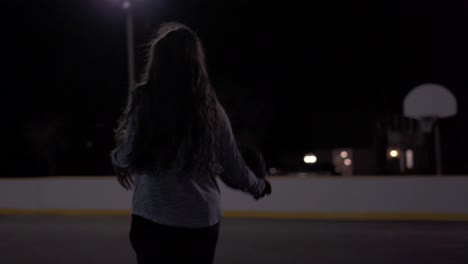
[114,22,223,177]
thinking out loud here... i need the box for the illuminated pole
[123,0,135,93]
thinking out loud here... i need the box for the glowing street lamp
[304,154,317,164]
[389,149,399,158]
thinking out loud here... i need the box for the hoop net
[419,116,437,133]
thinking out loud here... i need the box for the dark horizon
[3,0,467,175]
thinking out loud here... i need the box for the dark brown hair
[114,22,222,176]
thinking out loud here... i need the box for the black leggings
[129,215,220,264]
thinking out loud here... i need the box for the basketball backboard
[403,83,457,120]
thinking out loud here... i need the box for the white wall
[1,176,468,217]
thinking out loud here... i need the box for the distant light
[340,151,348,159]
[304,154,317,164]
[406,149,414,169]
[122,0,131,9]
[344,159,352,166]
[389,150,399,158]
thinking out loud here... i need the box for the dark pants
[130,215,220,264]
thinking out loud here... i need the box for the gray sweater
[111,106,266,228]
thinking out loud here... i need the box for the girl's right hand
[114,165,134,191]
[255,180,272,200]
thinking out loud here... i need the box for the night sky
[3,0,467,175]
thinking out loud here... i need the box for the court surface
[1,216,467,264]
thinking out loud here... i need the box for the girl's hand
[114,165,134,191]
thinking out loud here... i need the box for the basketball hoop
[402,83,458,175]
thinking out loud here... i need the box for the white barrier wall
[1,176,468,220]
[223,176,468,214]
